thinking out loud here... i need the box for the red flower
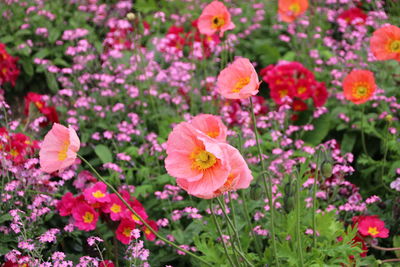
[57,192,77,216]
[99,260,115,267]
[116,220,136,245]
[142,220,158,241]
[0,43,19,87]
[24,92,59,126]
[292,99,308,111]
[354,215,389,238]
[338,7,367,26]
[311,81,328,107]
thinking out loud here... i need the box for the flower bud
[127,13,136,21]
[321,161,333,178]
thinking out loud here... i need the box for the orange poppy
[278,0,309,23]
[370,24,400,62]
[343,70,376,104]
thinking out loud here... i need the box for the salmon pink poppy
[165,122,231,197]
[177,143,253,199]
[197,1,235,37]
[83,182,110,205]
[343,70,376,104]
[103,193,126,221]
[72,203,98,231]
[370,24,400,62]
[217,57,260,99]
[190,114,227,142]
[278,0,309,23]
[116,220,136,244]
[39,123,80,173]
[356,215,389,238]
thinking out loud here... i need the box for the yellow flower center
[83,211,94,223]
[58,141,70,161]
[207,131,219,138]
[145,228,151,235]
[279,89,288,98]
[10,149,19,157]
[131,214,140,222]
[123,227,132,237]
[367,226,379,236]
[110,204,121,213]
[297,86,307,94]
[389,40,400,53]
[35,101,43,109]
[92,190,105,199]
[232,77,250,93]
[191,149,217,171]
[211,16,225,29]
[352,82,370,99]
[289,3,300,13]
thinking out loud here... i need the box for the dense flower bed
[0,0,399,266]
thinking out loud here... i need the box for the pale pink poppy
[165,122,230,197]
[39,123,80,173]
[177,143,253,199]
[217,57,260,99]
[197,1,235,37]
[190,114,227,142]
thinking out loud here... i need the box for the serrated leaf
[45,71,59,93]
[94,144,113,164]
[303,114,331,145]
[0,214,12,223]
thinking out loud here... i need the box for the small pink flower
[39,123,80,173]
[72,203,98,231]
[217,57,260,99]
[83,182,110,205]
[197,1,235,37]
[190,114,227,142]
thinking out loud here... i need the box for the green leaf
[0,214,12,224]
[341,132,357,153]
[34,49,50,59]
[94,144,113,164]
[303,114,331,145]
[45,71,59,93]
[394,235,400,258]
[21,59,34,77]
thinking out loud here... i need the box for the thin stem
[380,121,392,191]
[249,97,279,266]
[380,259,400,263]
[78,154,211,266]
[227,193,243,266]
[209,201,237,267]
[312,155,320,247]
[295,178,304,267]
[360,105,369,157]
[370,244,400,251]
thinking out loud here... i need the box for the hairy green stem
[78,154,211,266]
[360,105,369,157]
[296,178,304,267]
[312,155,320,247]
[209,201,237,267]
[249,97,279,266]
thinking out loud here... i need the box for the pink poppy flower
[197,1,235,37]
[57,192,76,216]
[190,114,227,142]
[177,143,253,199]
[123,199,148,225]
[102,193,126,221]
[116,220,136,244]
[165,122,231,197]
[83,182,110,205]
[39,123,80,173]
[142,220,158,241]
[217,57,260,99]
[72,203,99,231]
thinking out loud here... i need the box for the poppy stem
[295,177,304,267]
[77,154,212,266]
[249,97,280,266]
[370,243,400,251]
[312,155,320,248]
[209,200,238,267]
[360,105,369,157]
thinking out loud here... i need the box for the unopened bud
[385,114,393,123]
[127,13,136,21]
[321,161,333,178]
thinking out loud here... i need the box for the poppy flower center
[83,211,94,223]
[58,141,70,161]
[289,3,300,13]
[232,77,250,93]
[367,226,379,236]
[207,131,219,138]
[389,40,400,52]
[123,227,132,237]
[211,16,225,29]
[353,83,369,98]
[191,149,217,171]
[92,190,105,198]
[110,204,121,213]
